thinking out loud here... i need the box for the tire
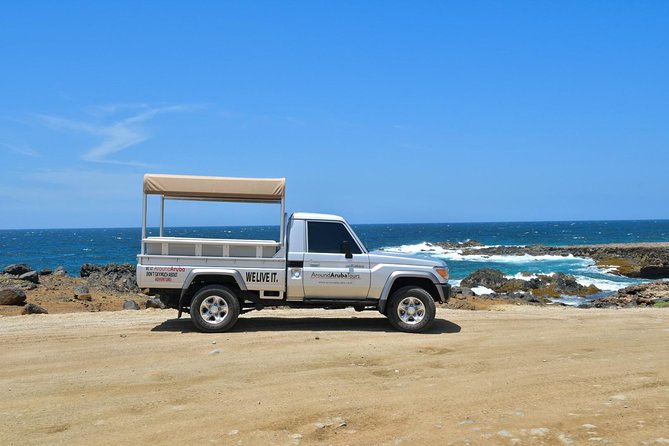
[189,285,240,333]
[387,286,436,333]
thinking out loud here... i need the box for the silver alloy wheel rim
[397,296,426,325]
[200,295,229,324]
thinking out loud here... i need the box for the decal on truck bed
[145,266,186,283]
[245,271,279,283]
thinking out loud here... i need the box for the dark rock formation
[19,271,39,284]
[81,263,138,293]
[145,297,166,309]
[4,264,32,276]
[450,285,547,304]
[0,287,27,305]
[554,274,578,293]
[460,269,600,298]
[592,281,669,308]
[80,264,100,277]
[434,240,483,249]
[0,275,38,291]
[451,286,474,297]
[39,268,53,276]
[123,300,140,310]
[22,303,48,314]
[461,268,507,289]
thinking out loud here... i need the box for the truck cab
[137,174,450,333]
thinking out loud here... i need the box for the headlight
[434,266,449,281]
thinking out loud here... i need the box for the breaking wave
[381,242,591,265]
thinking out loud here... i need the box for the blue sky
[1,1,668,229]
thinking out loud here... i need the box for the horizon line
[2,217,669,231]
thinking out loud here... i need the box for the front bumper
[436,283,452,303]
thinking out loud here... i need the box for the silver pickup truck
[137,174,451,333]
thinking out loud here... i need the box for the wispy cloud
[89,102,150,114]
[37,104,197,167]
[1,143,40,157]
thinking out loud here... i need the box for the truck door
[302,220,371,299]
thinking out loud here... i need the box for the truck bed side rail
[142,237,280,259]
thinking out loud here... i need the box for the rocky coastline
[433,240,669,309]
[2,253,669,315]
[448,267,669,309]
[435,240,669,279]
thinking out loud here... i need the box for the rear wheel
[387,286,436,333]
[190,285,240,333]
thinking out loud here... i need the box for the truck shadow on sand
[152,317,461,335]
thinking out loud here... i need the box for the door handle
[309,262,320,267]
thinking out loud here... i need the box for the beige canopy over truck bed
[140,174,287,255]
[143,174,285,202]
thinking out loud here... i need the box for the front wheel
[190,285,240,333]
[387,286,436,333]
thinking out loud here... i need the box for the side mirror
[341,240,353,259]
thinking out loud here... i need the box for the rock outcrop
[145,297,166,309]
[461,269,507,289]
[4,264,32,276]
[591,281,669,308]
[451,285,544,304]
[22,303,48,314]
[0,287,27,305]
[459,268,600,298]
[80,263,138,293]
[123,300,140,310]
[434,239,483,249]
[19,271,39,284]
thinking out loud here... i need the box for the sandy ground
[1,306,668,445]
[0,274,144,316]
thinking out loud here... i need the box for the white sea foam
[471,286,495,295]
[382,242,592,265]
[573,275,632,292]
[383,242,447,255]
[465,244,504,250]
[576,263,620,276]
[436,252,588,265]
[594,265,619,274]
[549,296,586,306]
[503,272,556,281]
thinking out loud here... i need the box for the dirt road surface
[1,307,668,445]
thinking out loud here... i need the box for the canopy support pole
[160,195,165,237]
[280,197,286,245]
[141,193,147,255]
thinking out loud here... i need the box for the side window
[307,221,363,254]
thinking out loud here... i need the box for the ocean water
[2,220,669,304]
